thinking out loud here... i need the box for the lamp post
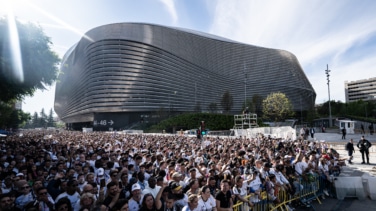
[325,64,332,127]
[243,64,247,106]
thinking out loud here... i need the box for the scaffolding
[234,113,258,129]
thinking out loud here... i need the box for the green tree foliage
[0,17,60,102]
[0,100,30,128]
[32,112,39,128]
[262,92,294,122]
[47,108,55,127]
[194,102,202,113]
[241,99,253,113]
[147,113,233,133]
[252,94,264,117]
[316,100,376,122]
[208,102,218,113]
[23,108,55,128]
[221,90,233,114]
[39,108,47,127]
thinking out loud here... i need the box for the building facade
[55,23,316,130]
[345,77,376,102]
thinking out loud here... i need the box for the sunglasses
[39,192,48,195]
[20,186,31,190]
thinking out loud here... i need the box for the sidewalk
[313,132,376,177]
[294,132,376,211]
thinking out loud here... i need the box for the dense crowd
[0,130,348,211]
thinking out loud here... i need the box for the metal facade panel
[55,23,316,125]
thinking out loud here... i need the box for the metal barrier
[232,174,329,211]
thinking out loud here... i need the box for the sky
[1,0,376,116]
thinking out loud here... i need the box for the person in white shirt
[293,153,308,176]
[54,180,80,209]
[246,168,263,203]
[194,186,217,211]
[270,164,291,191]
[15,181,34,210]
[128,183,143,211]
[142,177,161,198]
[233,175,253,208]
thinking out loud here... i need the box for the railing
[233,174,329,211]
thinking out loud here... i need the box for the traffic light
[200,121,206,135]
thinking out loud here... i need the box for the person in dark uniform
[345,139,355,164]
[341,128,346,140]
[357,136,372,164]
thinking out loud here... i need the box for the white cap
[97,168,104,176]
[131,183,141,191]
[16,173,24,177]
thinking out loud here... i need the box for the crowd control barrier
[233,174,330,211]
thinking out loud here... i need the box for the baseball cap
[170,182,182,191]
[97,168,104,176]
[322,154,331,160]
[131,183,141,192]
[172,172,182,178]
[284,155,291,159]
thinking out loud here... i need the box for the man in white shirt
[128,183,143,211]
[142,177,160,198]
[54,180,80,209]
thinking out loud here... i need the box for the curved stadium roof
[55,22,316,126]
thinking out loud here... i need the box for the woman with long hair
[139,193,162,211]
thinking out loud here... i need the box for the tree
[221,91,233,114]
[47,108,55,127]
[0,17,60,102]
[208,102,218,113]
[252,94,263,117]
[0,100,30,128]
[39,108,47,128]
[262,92,294,122]
[194,102,202,113]
[32,112,39,128]
[242,99,253,113]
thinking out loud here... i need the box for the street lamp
[325,64,332,127]
[243,64,247,106]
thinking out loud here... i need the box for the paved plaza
[295,132,376,211]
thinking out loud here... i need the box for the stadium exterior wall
[54,23,316,130]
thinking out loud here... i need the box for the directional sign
[93,120,115,126]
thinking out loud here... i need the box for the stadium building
[55,23,316,130]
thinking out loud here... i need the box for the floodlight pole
[325,64,332,127]
[243,64,247,106]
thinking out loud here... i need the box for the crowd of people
[0,129,353,211]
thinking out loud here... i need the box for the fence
[233,174,330,211]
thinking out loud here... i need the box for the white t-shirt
[193,195,216,211]
[142,186,161,199]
